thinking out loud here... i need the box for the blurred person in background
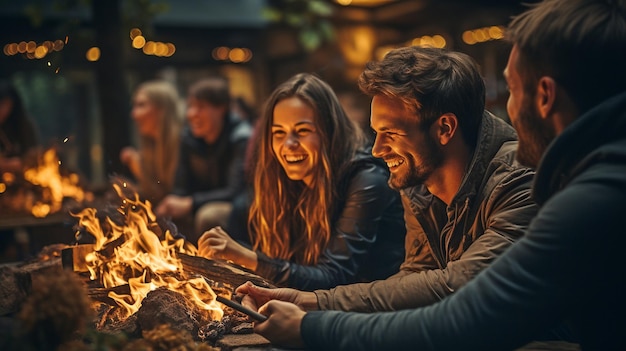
[120,80,183,204]
[156,76,252,244]
[197,73,406,290]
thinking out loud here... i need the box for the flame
[72,183,223,320]
[23,148,87,217]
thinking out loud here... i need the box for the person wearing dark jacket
[197,73,406,290]
[236,47,537,312]
[238,0,626,350]
[155,76,251,244]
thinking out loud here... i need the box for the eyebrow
[272,121,315,127]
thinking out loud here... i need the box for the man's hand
[155,195,192,218]
[198,226,258,270]
[254,300,306,349]
[236,281,319,311]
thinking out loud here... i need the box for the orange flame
[23,148,87,217]
[72,183,223,320]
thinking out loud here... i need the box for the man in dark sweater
[156,76,251,244]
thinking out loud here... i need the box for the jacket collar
[451,111,517,205]
[533,91,626,204]
[403,111,518,207]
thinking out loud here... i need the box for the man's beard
[388,136,444,190]
[513,97,556,168]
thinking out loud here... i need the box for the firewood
[178,253,276,290]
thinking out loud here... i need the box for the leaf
[285,13,304,26]
[319,20,335,41]
[299,29,321,52]
[308,0,334,17]
[261,8,282,22]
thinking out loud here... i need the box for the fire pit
[0,181,276,350]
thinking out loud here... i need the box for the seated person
[197,73,406,291]
[155,76,252,244]
[120,80,183,203]
[237,47,539,316]
[237,1,625,348]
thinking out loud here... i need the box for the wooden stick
[216,295,268,322]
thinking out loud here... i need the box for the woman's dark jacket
[255,150,406,291]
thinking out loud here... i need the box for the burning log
[54,181,277,347]
[179,253,275,290]
[137,287,209,335]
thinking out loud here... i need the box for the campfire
[0,147,91,218]
[0,180,274,350]
[71,182,221,320]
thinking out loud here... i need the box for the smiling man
[155,76,252,244]
[237,46,538,315]
[240,0,626,350]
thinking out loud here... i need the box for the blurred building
[0,0,536,187]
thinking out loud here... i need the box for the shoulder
[342,151,391,191]
[484,140,535,193]
[229,117,252,143]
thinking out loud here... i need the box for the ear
[435,113,458,146]
[536,76,557,119]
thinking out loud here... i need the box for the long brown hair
[134,80,183,202]
[248,73,366,264]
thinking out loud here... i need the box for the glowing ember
[72,183,224,321]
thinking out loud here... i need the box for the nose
[285,133,300,149]
[371,134,384,159]
[186,108,195,121]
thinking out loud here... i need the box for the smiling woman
[270,96,322,187]
[197,73,406,291]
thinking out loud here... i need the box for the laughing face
[271,96,321,187]
[370,95,443,190]
[186,96,226,144]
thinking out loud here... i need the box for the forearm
[301,234,568,351]
[255,252,354,291]
[317,231,518,312]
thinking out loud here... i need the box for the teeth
[386,159,404,168]
[285,155,306,162]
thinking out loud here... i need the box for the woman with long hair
[120,80,183,203]
[198,73,405,290]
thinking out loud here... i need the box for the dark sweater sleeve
[191,136,249,211]
[255,163,404,291]
[171,137,191,196]
[301,171,622,350]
